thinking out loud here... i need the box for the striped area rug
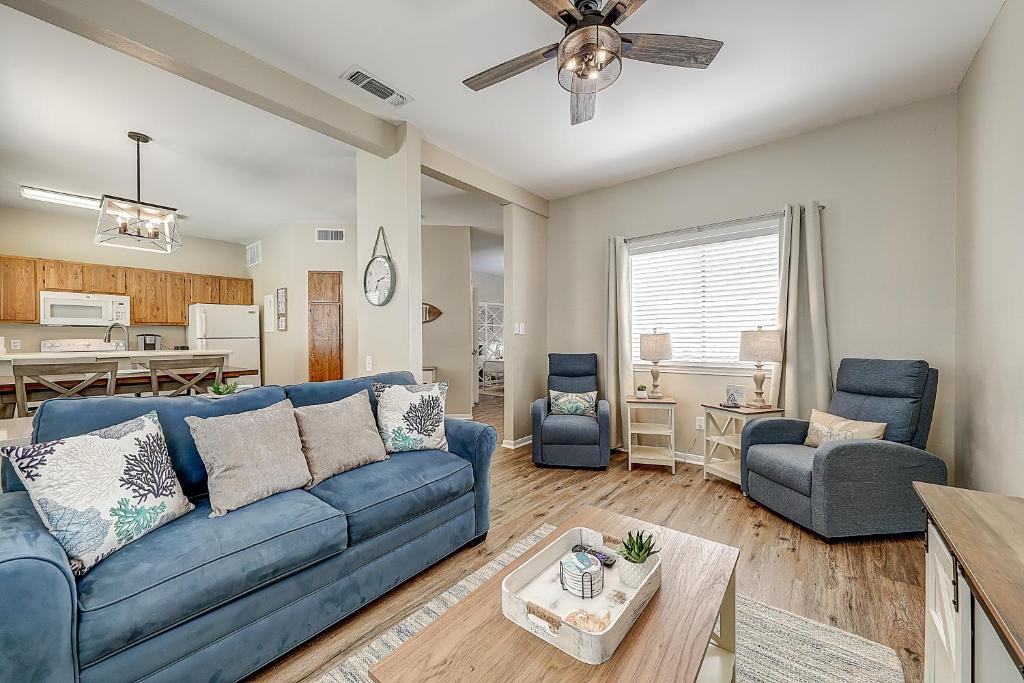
[317,523,904,683]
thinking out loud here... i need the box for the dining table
[0,365,260,419]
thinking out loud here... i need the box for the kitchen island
[0,348,237,375]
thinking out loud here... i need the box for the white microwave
[39,291,131,327]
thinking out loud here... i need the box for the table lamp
[739,326,783,408]
[639,329,672,399]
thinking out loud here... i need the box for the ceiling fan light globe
[557,24,622,93]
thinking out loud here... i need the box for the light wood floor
[253,395,925,682]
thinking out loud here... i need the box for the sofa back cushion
[4,386,289,497]
[827,358,932,445]
[548,353,598,394]
[284,371,416,412]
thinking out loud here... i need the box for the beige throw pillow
[293,390,388,488]
[805,409,887,448]
[186,400,311,517]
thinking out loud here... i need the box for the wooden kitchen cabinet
[39,259,84,292]
[220,277,253,305]
[0,256,40,323]
[127,269,168,325]
[82,264,127,294]
[165,272,188,325]
[188,274,222,305]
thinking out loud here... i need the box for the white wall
[955,0,1024,495]
[249,223,357,386]
[0,205,247,351]
[504,204,548,445]
[423,226,473,415]
[548,96,958,468]
[472,272,504,304]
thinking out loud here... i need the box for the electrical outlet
[695,416,705,431]
[365,355,373,372]
[9,339,20,351]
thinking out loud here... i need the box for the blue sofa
[531,353,611,469]
[740,358,946,539]
[0,371,496,683]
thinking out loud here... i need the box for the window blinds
[630,218,781,366]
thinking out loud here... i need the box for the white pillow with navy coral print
[373,381,449,453]
[1,411,193,575]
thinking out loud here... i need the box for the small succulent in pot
[636,384,648,399]
[209,382,239,396]
[617,530,660,588]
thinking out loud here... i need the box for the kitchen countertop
[0,349,234,362]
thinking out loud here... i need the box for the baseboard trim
[501,435,533,450]
[675,451,705,465]
[448,413,473,420]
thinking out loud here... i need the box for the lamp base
[649,362,663,399]
[748,363,768,407]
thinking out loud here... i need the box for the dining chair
[144,356,225,397]
[13,361,119,417]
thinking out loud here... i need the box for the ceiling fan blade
[527,0,583,26]
[570,91,596,125]
[464,43,559,91]
[620,33,724,69]
[602,0,647,25]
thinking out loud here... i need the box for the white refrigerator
[187,304,262,386]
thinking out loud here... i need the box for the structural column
[356,124,423,378]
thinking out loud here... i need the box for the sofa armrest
[0,492,78,682]
[597,400,611,462]
[531,398,548,464]
[445,418,497,538]
[740,418,810,494]
[811,440,947,538]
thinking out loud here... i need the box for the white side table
[626,395,676,474]
[701,403,784,485]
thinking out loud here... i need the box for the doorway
[308,271,343,381]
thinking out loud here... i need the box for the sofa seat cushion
[308,450,472,544]
[76,489,347,667]
[745,443,816,497]
[542,414,600,445]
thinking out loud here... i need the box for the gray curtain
[604,237,633,448]
[771,203,833,417]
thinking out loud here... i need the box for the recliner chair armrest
[597,399,611,463]
[810,439,947,538]
[531,398,548,464]
[0,492,78,682]
[444,418,497,539]
[740,418,810,493]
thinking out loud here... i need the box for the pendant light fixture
[95,131,182,254]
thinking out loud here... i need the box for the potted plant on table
[617,530,660,588]
[636,384,648,400]
[205,382,239,399]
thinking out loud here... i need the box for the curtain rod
[624,205,826,245]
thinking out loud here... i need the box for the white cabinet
[924,523,971,683]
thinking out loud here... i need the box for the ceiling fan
[464,0,723,125]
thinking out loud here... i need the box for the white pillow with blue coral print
[373,381,449,453]
[549,390,598,416]
[1,411,193,575]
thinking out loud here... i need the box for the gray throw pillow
[293,390,388,488]
[185,400,311,517]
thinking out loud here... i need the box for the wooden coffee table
[370,506,740,683]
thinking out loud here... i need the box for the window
[630,217,781,371]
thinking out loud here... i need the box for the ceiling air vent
[315,228,346,243]
[341,66,413,108]
[245,240,262,268]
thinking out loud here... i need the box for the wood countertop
[915,482,1024,673]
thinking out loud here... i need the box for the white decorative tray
[501,526,661,665]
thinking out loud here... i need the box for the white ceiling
[0,5,493,245]
[142,0,1002,200]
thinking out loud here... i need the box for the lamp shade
[640,330,672,362]
[739,327,782,363]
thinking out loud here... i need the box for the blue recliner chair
[741,358,947,539]
[532,353,611,469]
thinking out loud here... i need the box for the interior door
[308,271,343,382]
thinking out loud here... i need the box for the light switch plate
[695,416,705,431]
[365,355,373,372]
[9,339,20,350]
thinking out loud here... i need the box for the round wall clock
[364,226,397,306]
